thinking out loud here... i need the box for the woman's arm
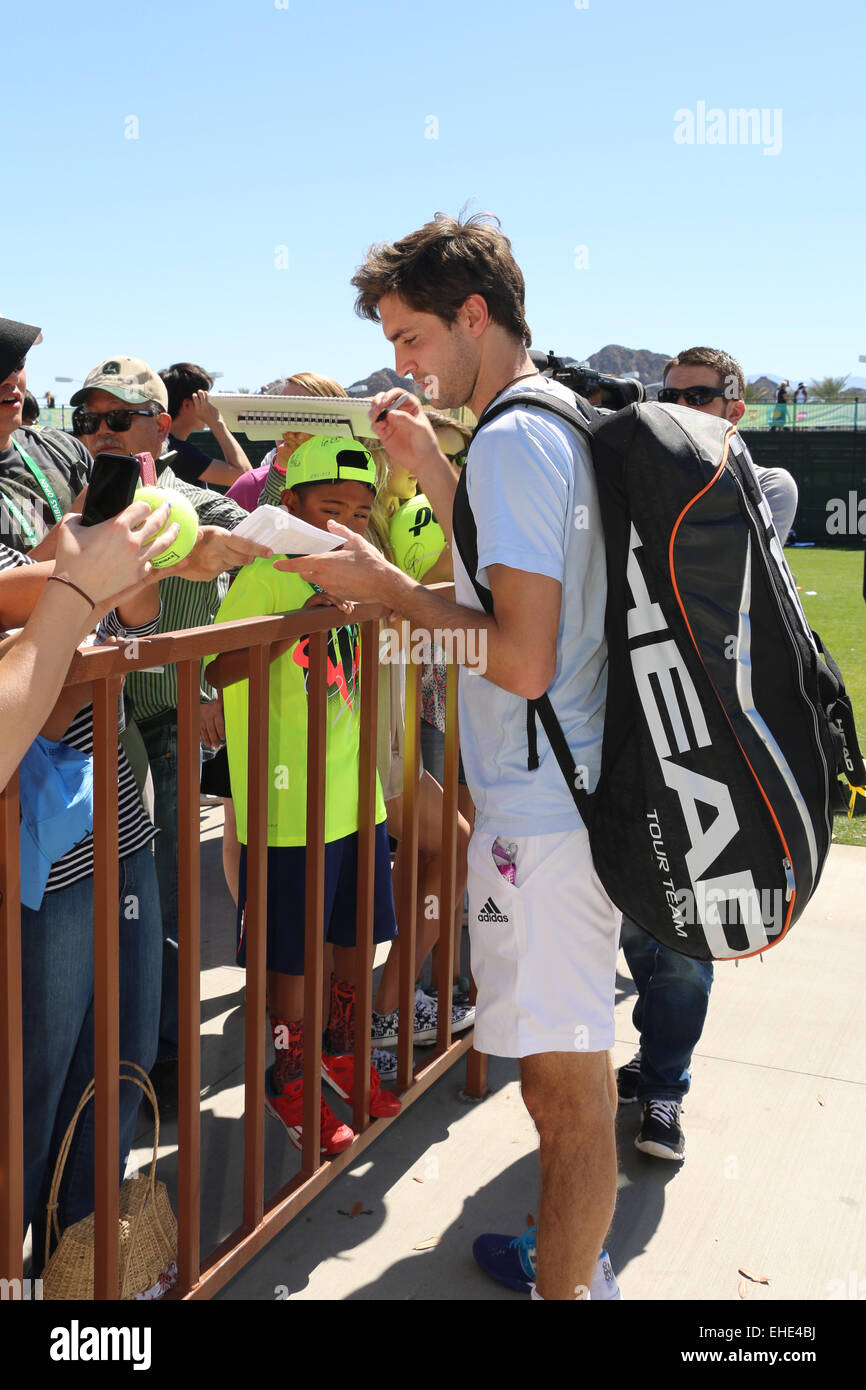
[0,498,178,790]
[0,584,97,786]
[0,560,53,627]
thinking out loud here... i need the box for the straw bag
[42,1061,177,1300]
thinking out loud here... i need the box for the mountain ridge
[262,350,856,399]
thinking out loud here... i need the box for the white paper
[232,505,344,555]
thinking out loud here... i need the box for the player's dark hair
[352,211,531,347]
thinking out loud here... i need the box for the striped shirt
[0,544,159,891]
[256,450,286,510]
[123,454,248,722]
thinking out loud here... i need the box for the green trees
[744,382,768,402]
[808,375,850,400]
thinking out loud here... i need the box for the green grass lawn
[785,547,866,846]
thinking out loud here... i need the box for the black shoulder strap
[451,388,598,828]
[452,467,489,610]
[473,388,597,442]
[453,387,597,609]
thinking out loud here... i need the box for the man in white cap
[71,354,270,1069]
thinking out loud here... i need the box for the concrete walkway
[131,811,866,1304]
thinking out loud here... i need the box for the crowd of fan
[0,322,477,1281]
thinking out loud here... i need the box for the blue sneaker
[473,1226,621,1299]
[473,1226,536,1293]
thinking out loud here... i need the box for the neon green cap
[283,435,377,492]
[390,494,446,579]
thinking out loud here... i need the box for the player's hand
[276,522,397,605]
[368,390,443,480]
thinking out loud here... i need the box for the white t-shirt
[453,378,607,838]
[752,464,798,543]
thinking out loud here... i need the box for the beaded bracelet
[48,574,96,611]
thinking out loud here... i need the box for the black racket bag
[453,393,865,961]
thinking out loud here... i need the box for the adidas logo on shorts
[477,896,509,923]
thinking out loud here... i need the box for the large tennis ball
[390,494,446,579]
[134,486,199,569]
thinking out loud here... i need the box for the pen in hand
[374,390,413,424]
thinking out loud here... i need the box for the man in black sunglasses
[619,344,798,1162]
[658,346,798,542]
[70,356,174,462]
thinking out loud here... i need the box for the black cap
[0,317,43,384]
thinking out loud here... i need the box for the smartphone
[80,454,142,527]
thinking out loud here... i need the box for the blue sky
[6,0,864,399]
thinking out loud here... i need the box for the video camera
[530,350,645,412]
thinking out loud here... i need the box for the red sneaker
[321,1053,402,1118]
[265,1068,354,1155]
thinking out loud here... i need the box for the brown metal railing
[0,603,487,1299]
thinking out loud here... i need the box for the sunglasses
[658,386,729,407]
[72,405,157,436]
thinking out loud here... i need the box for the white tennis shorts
[467,826,620,1059]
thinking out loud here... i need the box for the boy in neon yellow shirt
[206,437,399,1154]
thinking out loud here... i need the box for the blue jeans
[620,916,714,1102]
[22,847,162,1272]
[139,719,180,1059]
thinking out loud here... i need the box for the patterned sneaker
[371,991,476,1047]
[473,1225,621,1299]
[449,997,475,1035]
[634,1098,685,1160]
[617,1050,642,1104]
[413,989,476,1046]
[264,1067,354,1155]
[412,988,439,1044]
[370,1007,399,1047]
[371,1047,398,1082]
[321,1053,402,1118]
